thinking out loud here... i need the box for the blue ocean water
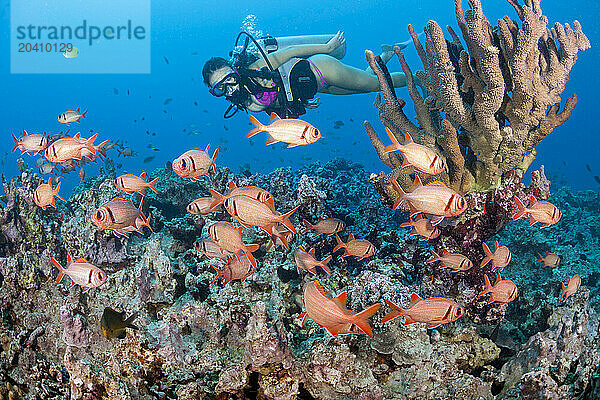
[0,0,598,195]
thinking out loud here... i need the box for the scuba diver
[202,31,411,119]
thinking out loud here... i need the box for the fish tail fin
[247,115,264,138]
[391,179,407,210]
[271,230,290,250]
[480,242,493,267]
[244,251,257,269]
[383,127,403,153]
[81,110,87,118]
[211,147,219,172]
[211,265,224,285]
[300,219,314,235]
[51,258,66,284]
[147,177,159,194]
[381,299,405,323]
[84,133,98,154]
[11,134,18,152]
[320,255,332,275]
[279,206,299,234]
[513,196,527,220]
[426,249,440,263]
[333,234,346,253]
[560,282,566,302]
[208,189,226,210]
[478,274,493,297]
[536,252,544,263]
[124,312,139,330]
[246,243,260,253]
[352,303,381,337]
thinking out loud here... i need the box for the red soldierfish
[222,195,298,236]
[12,131,48,155]
[34,177,65,210]
[536,252,561,268]
[211,254,256,286]
[513,195,561,228]
[399,216,440,241]
[382,293,464,329]
[52,254,107,293]
[57,108,87,124]
[560,274,581,302]
[115,172,159,197]
[298,280,381,336]
[481,242,512,271]
[207,221,260,268]
[172,145,219,181]
[44,133,98,163]
[187,197,221,215]
[301,218,346,237]
[247,113,321,148]
[427,249,473,272]
[294,246,332,275]
[478,273,518,304]
[209,184,275,212]
[194,238,232,260]
[383,128,445,175]
[266,224,295,251]
[334,233,377,261]
[392,176,467,225]
[91,197,152,237]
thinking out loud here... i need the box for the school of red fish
[11,111,583,338]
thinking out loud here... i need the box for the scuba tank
[256,34,346,60]
[225,32,343,119]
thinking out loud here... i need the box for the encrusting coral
[365,0,590,194]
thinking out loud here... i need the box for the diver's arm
[249,31,345,70]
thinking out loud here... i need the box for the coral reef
[365,0,589,192]
[0,157,598,399]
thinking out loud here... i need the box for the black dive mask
[209,71,241,97]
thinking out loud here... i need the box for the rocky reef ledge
[0,158,598,399]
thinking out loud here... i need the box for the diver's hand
[326,31,346,53]
[305,98,321,109]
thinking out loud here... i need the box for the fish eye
[458,198,465,208]
[314,129,320,137]
[456,308,463,316]
[95,210,103,220]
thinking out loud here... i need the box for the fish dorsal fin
[205,143,210,153]
[426,180,447,187]
[348,233,355,241]
[237,226,243,235]
[270,112,280,122]
[313,280,329,298]
[76,107,80,112]
[228,180,236,190]
[494,241,499,250]
[495,273,502,284]
[111,196,127,202]
[308,248,315,256]
[140,171,146,179]
[47,177,52,185]
[404,131,413,143]
[442,249,449,255]
[413,175,423,187]
[529,195,537,205]
[74,132,81,139]
[409,292,422,307]
[333,291,348,307]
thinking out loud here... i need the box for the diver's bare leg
[310,54,406,94]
